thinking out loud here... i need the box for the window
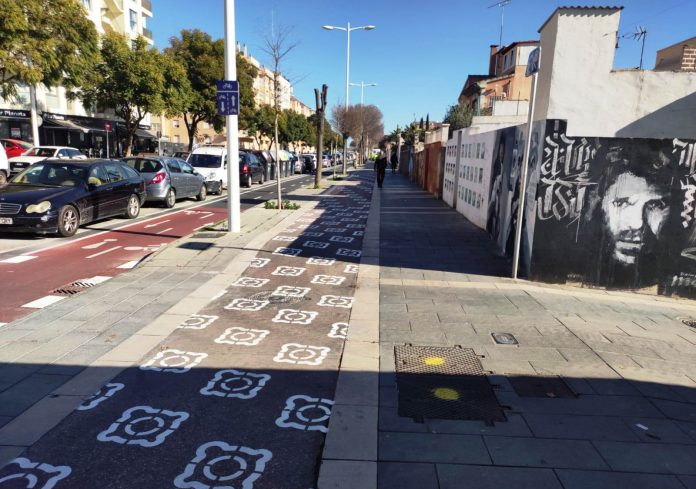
[204,136,212,144]
[173,119,180,128]
[129,9,138,32]
[120,164,140,179]
[105,163,124,182]
[181,162,194,174]
[481,143,486,159]
[479,168,483,183]
[167,159,182,173]
[82,0,91,9]
[173,135,180,144]
[88,166,108,187]
[123,158,162,173]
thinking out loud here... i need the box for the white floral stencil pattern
[346,224,363,229]
[336,248,362,258]
[140,350,208,373]
[352,231,364,237]
[97,405,189,448]
[272,309,319,325]
[0,458,71,489]
[249,257,270,268]
[78,382,124,411]
[275,395,334,433]
[230,277,270,288]
[325,227,345,233]
[318,295,354,308]
[271,235,295,241]
[271,266,305,277]
[311,275,346,286]
[272,247,302,257]
[301,231,324,237]
[344,264,359,274]
[200,369,271,399]
[174,442,272,489]
[179,314,219,330]
[273,343,330,366]
[224,298,270,311]
[303,241,329,249]
[329,236,354,243]
[272,285,311,298]
[215,327,270,346]
[328,322,349,339]
[307,257,335,266]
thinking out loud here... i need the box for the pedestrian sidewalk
[370,171,696,489]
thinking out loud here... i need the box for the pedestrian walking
[390,149,398,173]
[375,153,387,188]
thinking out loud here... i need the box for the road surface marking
[0,323,6,328]
[86,246,122,259]
[22,295,65,309]
[80,276,112,286]
[82,238,118,250]
[156,227,174,235]
[144,220,171,228]
[117,260,140,269]
[1,255,37,264]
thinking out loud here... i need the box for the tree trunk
[274,112,282,210]
[123,128,135,157]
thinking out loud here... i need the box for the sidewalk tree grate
[178,241,214,250]
[248,290,307,306]
[394,345,506,425]
[509,375,577,399]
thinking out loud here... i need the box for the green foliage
[264,199,299,210]
[81,34,186,156]
[443,102,473,136]
[254,105,286,141]
[237,53,258,132]
[282,109,311,145]
[0,0,100,100]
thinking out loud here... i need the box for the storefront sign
[0,109,30,119]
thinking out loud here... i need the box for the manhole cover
[509,375,576,399]
[247,291,307,305]
[394,345,506,425]
[178,241,214,251]
[492,332,519,345]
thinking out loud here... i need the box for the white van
[187,146,227,194]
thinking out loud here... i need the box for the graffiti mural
[529,120,696,297]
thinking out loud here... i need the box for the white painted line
[22,295,65,309]
[0,255,37,264]
[156,227,174,235]
[144,219,171,228]
[117,260,139,269]
[81,276,112,285]
[0,322,7,328]
[86,246,121,259]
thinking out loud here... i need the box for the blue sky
[150,0,696,133]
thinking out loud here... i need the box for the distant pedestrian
[390,149,398,173]
[375,154,387,188]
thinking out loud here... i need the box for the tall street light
[349,81,377,105]
[350,81,377,164]
[322,22,375,174]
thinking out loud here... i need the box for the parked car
[301,155,316,174]
[173,151,190,160]
[122,156,206,208]
[1,139,32,159]
[239,151,265,187]
[0,159,146,237]
[0,143,7,186]
[188,146,227,194]
[8,146,86,175]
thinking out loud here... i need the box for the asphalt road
[0,172,315,324]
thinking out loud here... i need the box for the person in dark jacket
[375,154,387,188]
[390,150,398,173]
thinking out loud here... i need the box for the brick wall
[681,47,696,71]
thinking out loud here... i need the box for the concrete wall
[534,8,696,139]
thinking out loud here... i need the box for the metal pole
[224,0,240,232]
[343,24,350,175]
[29,85,40,146]
[106,130,109,159]
[511,49,540,279]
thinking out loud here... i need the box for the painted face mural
[600,172,669,265]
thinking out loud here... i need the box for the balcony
[104,0,123,13]
[142,27,153,40]
[141,0,153,16]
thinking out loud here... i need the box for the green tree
[82,34,189,156]
[0,0,100,100]
[443,103,473,137]
[282,109,311,149]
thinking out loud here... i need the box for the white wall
[453,129,496,229]
[534,8,696,139]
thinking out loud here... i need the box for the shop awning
[43,118,88,133]
[135,128,157,139]
[75,120,110,133]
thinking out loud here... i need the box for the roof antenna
[488,0,512,48]
[623,26,647,69]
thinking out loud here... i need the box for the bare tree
[261,24,299,209]
[332,104,384,165]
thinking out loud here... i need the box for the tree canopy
[0,0,100,100]
[443,102,473,137]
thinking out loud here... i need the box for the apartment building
[0,0,155,154]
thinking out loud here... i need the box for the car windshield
[188,153,222,168]
[123,158,163,173]
[23,147,57,157]
[11,162,88,187]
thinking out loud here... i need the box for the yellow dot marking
[423,356,445,366]
[432,387,460,401]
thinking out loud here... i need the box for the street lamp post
[350,81,376,165]
[322,22,375,174]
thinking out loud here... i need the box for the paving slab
[436,464,562,489]
[556,469,687,489]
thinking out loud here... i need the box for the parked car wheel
[124,194,141,219]
[196,184,207,201]
[245,174,252,188]
[164,188,176,208]
[0,170,7,186]
[258,173,264,184]
[57,205,79,237]
[215,180,223,195]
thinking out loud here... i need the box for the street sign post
[217,80,239,116]
[105,122,111,159]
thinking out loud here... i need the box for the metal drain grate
[247,290,307,305]
[681,318,696,329]
[51,277,109,296]
[509,375,576,399]
[394,345,506,425]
